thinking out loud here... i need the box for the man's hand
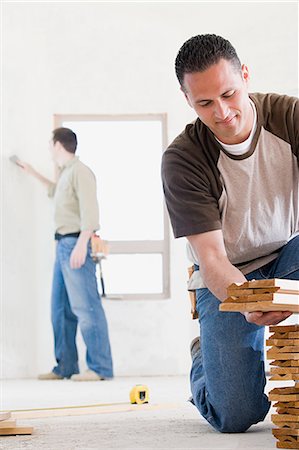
[69,230,93,269]
[70,242,88,269]
[17,160,35,174]
[244,311,293,326]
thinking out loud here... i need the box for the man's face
[48,139,60,162]
[182,59,252,145]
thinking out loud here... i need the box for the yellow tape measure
[129,385,149,404]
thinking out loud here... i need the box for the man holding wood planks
[162,34,298,433]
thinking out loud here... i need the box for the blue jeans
[51,237,113,378]
[191,235,299,433]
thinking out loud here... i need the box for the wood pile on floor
[219,279,299,313]
[0,411,33,435]
[267,325,299,449]
[219,278,299,448]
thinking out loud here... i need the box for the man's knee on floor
[215,414,260,433]
[211,399,270,433]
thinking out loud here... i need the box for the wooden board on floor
[11,402,181,420]
[0,412,11,422]
[277,444,299,449]
[0,426,33,436]
[276,435,299,443]
[0,420,16,428]
[219,302,299,313]
[276,443,299,449]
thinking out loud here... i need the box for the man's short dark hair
[175,34,242,91]
[52,127,77,153]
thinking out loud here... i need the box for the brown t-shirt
[162,93,299,287]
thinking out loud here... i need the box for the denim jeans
[191,236,299,433]
[51,237,113,378]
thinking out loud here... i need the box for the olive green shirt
[48,157,100,235]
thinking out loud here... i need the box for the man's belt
[55,232,80,241]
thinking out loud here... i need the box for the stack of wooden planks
[219,279,299,313]
[0,411,33,436]
[267,325,299,449]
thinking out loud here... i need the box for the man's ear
[241,64,250,83]
[181,86,192,108]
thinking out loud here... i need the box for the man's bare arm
[17,161,57,188]
[187,230,292,326]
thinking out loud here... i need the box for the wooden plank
[0,426,33,435]
[11,402,180,419]
[267,352,299,360]
[271,368,299,374]
[219,302,299,313]
[269,388,299,402]
[228,287,282,296]
[0,412,11,421]
[277,408,299,415]
[272,420,299,428]
[228,288,297,296]
[270,388,299,395]
[227,288,255,296]
[0,420,16,428]
[273,429,299,436]
[276,443,299,449]
[268,345,299,353]
[270,333,299,340]
[224,293,299,303]
[276,435,299,443]
[267,340,299,347]
[270,395,299,402]
[270,375,299,381]
[272,414,299,422]
[228,279,299,291]
[270,360,299,367]
[270,326,299,333]
[274,402,299,408]
[268,346,299,353]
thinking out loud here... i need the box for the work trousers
[51,237,113,378]
[190,236,299,432]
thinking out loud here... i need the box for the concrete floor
[1,376,282,450]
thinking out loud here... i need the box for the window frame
[53,113,170,300]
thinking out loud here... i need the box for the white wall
[2,1,298,378]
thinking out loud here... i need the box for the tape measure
[129,385,149,404]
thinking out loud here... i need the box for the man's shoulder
[73,159,95,175]
[250,92,298,114]
[165,118,215,158]
[167,119,201,151]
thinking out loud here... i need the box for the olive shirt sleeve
[73,164,100,232]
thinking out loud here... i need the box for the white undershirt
[216,100,257,156]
